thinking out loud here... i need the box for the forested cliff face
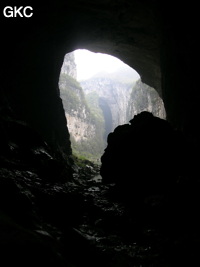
[59,52,165,161]
[59,54,105,161]
[81,73,133,132]
[81,70,166,133]
[127,79,166,121]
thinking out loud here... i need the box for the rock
[100,111,186,202]
[127,79,166,120]
[0,210,68,267]
[60,53,77,79]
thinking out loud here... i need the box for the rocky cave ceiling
[2,0,162,92]
[1,0,200,143]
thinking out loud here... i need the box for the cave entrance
[59,49,166,163]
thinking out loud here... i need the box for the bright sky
[74,49,140,81]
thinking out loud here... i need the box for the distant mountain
[59,52,165,162]
[85,64,139,84]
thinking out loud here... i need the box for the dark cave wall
[2,41,71,153]
[160,3,200,139]
[1,0,200,153]
[1,7,72,153]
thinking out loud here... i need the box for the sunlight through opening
[74,49,140,81]
[59,49,166,162]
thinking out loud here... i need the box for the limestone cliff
[59,54,105,160]
[80,74,133,134]
[80,68,166,134]
[127,79,166,121]
[60,53,77,79]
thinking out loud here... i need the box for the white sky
[74,49,140,81]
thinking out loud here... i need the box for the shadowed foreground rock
[100,112,200,254]
[1,108,200,266]
[101,111,199,198]
[101,112,192,194]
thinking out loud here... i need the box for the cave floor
[1,157,199,267]
[70,175,166,267]
[64,168,199,267]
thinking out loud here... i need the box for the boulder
[100,111,186,201]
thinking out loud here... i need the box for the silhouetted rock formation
[100,111,194,203]
[100,112,200,266]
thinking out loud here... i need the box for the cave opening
[59,49,166,163]
[2,2,200,266]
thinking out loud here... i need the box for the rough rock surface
[60,53,77,80]
[59,54,97,144]
[127,79,166,120]
[59,72,105,160]
[100,112,184,190]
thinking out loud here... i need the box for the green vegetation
[59,73,90,114]
[71,153,90,168]
[70,124,105,163]
[86,92,104,123]
[129,84,147,112]
[59,73,106,163]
